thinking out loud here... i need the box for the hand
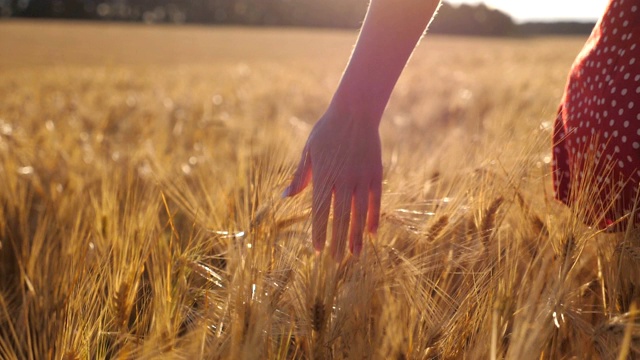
[283,107,382,261]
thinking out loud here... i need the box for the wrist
[328,88,384,129]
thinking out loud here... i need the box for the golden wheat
[0,20,638,359]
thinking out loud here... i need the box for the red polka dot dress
[552,0,640,229]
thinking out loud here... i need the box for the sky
[447,0,609,23]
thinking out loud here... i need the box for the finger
[282,146,312,198]
[367,178,382,234]
[349,186,368,256]
[312,178,331,252]
[330,187,352,262]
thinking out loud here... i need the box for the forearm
[331,0,441,124]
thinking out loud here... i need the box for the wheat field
[0,20,639,359]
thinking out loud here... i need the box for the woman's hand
[282,0,439,260]
[283,107,382,261]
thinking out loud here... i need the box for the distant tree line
[430,3,518,36]
[0,0,369,27]
[0,0,595,35]
[518,22,596,35]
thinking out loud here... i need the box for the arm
[284,0,441,261]
[332,0,441,122]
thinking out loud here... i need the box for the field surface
[0,20,639,359]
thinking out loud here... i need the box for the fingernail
[313,239,325,252]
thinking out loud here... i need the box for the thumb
[282,146,312,198]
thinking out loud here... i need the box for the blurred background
[0,0,605,36]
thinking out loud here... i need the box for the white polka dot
[635,75,640,81]
[610,119,615,126]
[625,73,631,80]
[608,58,614,65]
[611,86,617,94]
[612,99,617,107]
[624,120,630,127]
[623,136,627,143]
[614,131,620,138]
[631,58,637,65]
[615,145,621,152]
[633,142,640,149]
[630,102,635,109]
[624,20,629,27]
[604,110,609,117]
[628,155,634,163]
[633,5,638,12]
[622,88,628,95]
[636,86,640,93]
[613,28,619,35]
[620,108,625,116]
[619,161,625,168]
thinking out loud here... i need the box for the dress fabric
[553,0,640,229]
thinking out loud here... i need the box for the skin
[283,0,441,261]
